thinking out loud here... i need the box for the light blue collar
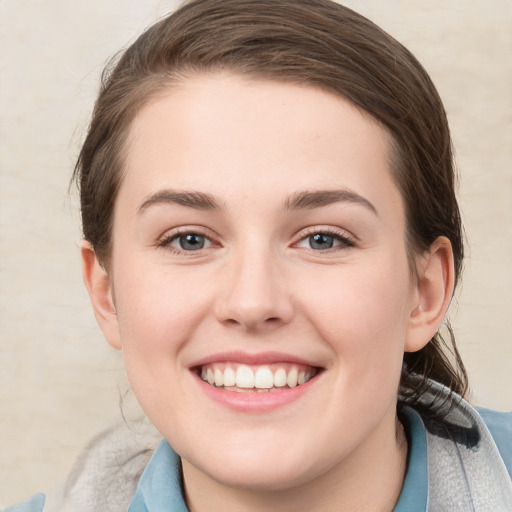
[128,440,189,512]
[393,407,428,512]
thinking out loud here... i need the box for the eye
[177,233,208,250]
[160,232,213,252]
[308,233,336,250]
[296,230,355,251]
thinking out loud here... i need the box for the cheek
[112,262,215,359]
[111,265,217,426]
[295,260,411,372]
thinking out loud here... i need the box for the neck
[182,415,408,512]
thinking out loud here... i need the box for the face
[98,74,428,492]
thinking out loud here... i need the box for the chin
[180,428,330,493]
[204,457,317,492]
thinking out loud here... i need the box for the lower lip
[192,372,321,412]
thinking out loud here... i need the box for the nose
[214,247,294,333]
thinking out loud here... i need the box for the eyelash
[157,228,216,254]
[294,227,356,252]
[157,227,356,254]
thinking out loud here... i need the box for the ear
[406,236,455,353]
[80,240,122,350]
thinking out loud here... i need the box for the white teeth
[273,368,287,387]
[287,368,298,387]
[223,367,236,387]
[236,365,255,388]
[214,368,223,387]
[254,367,274,389]
[199,363,317,390]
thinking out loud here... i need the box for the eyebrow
[284,189,378,215]
[138,190,221,213]
[137,187,377,216]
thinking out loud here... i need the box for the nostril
[223,316,281,328]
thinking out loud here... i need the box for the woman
[7,0,511,511]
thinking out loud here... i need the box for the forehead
[119,73,402,219]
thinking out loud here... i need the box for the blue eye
[177,233,206,250]
[296,230,354,251]
[308,233,335,250]
[160,232,213,252]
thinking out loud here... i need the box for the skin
[82,73,454,512]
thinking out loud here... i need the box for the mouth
[193,362,321,393]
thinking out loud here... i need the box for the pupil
[310,233,333,250]
[179,234,205,250]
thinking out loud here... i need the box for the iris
[309,233,334,250]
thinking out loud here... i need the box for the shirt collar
[128,440,189,512]
[393,406,428,512]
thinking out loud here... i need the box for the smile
[198,363,319,392]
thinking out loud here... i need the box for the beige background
[1,0,511,505]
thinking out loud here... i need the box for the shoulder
[477,406,512,477]
[47,417,161,511]
[2,493,45,512]
[401,381,512,510]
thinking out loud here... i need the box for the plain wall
[1,0,511,505]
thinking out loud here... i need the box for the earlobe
[405,236,455,353]
[80,241,122,350]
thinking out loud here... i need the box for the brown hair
[74,0,467,414]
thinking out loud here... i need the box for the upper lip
[189,350,322,369]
